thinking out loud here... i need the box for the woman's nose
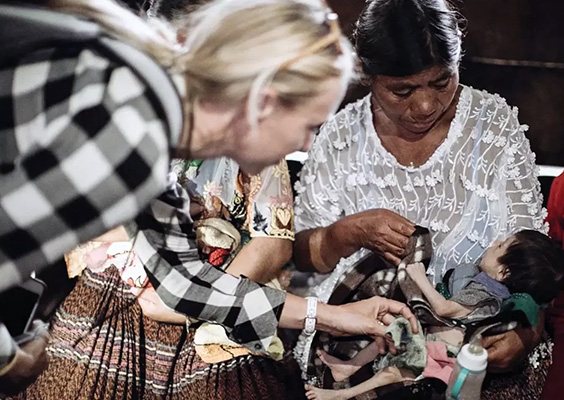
[411,91,437,117]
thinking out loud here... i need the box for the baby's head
[480,230,564,305]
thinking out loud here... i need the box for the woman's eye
[434,79,450,89]
[393,89,413,98]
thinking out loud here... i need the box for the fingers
[380,313,396,326]
[383,252,402,266]
[382,231,410,252]
[374,336,387,355]
[374,209,414,228]
[29,320,50,341]
[380,299,418,334]
[481,333,505,349]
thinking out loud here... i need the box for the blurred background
[330,0,564,168]
[126,0,564,168]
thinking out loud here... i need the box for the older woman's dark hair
[500,230,564,305]
[354,0,462,78]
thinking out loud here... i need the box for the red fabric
[547,172,564,245]
[422,341,456,384]
[208,248,230,266]
[541,172,564,400]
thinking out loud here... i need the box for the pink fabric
[422,341,456,384]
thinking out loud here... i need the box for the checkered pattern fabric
[0,324,15,373]
[0,43,289,364]
[0,45,171,367]
[127,173,286,354]
[0,45,170,292]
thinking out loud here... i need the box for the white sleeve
[499,106,548,234]
[294,119,345,232]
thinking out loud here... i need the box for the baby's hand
[406,262,427,281]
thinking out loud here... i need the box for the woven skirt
[12,268,305,400]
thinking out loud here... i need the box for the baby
[305,230,564,400]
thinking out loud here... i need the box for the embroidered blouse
[295,85,547,298]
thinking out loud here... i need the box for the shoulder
[463,85,521,128]
[307,95,370,164]
[7,44,152,100]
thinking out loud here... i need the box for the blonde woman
[0,0,417,397]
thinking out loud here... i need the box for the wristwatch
[304,297,318,336]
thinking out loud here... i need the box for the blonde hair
[48,0,353,132]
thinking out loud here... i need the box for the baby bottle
[445,334,488,400]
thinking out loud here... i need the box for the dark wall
[329,0,564,166]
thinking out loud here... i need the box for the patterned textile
[173,158,295,242]
[0,45,171,368]
[0,46,170,293]
[301,254,553,400]
[4,268,306,400]
[295,85,548,285]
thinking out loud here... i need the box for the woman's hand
[317,296,419,339]
[482,324,542,372]
[132,287,187,325]
[340,209,415,265]
[0,322,50,396]
[294,209,414,273]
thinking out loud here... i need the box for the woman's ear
[257,88,279,120]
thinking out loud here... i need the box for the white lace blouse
[295,85,548,296]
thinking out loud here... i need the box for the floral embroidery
[295,85,546,309]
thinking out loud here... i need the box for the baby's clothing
[422,342,456,383]
[446,263,511,321]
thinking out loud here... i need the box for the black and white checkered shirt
[0,45,285,368]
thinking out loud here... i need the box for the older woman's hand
[346,209,415,265]
[483,323,542,372]
[316,296,418,339]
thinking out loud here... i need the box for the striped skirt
[13,268,305,400]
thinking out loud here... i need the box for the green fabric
[436,282,452,300]
[500,293,541,328]
[377,318,426,377]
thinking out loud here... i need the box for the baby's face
[480,236,516,281]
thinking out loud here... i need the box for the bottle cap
[456,334,488,372]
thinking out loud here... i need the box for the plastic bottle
[445,334,488,400]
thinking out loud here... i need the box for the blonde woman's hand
[317,296,418,339]
[132,287,186,325]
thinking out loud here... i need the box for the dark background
[329,0,564,167]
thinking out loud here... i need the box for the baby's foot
[318,350,360,382]
[305,384,348,400]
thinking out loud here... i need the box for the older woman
[293,0,549,397]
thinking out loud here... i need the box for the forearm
[225,237,292,284]
[532,309,545,347]
[278,293,335,332]
[413,277,470,318]
[293,219,359,273]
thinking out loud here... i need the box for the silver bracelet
[304,297,318,336]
